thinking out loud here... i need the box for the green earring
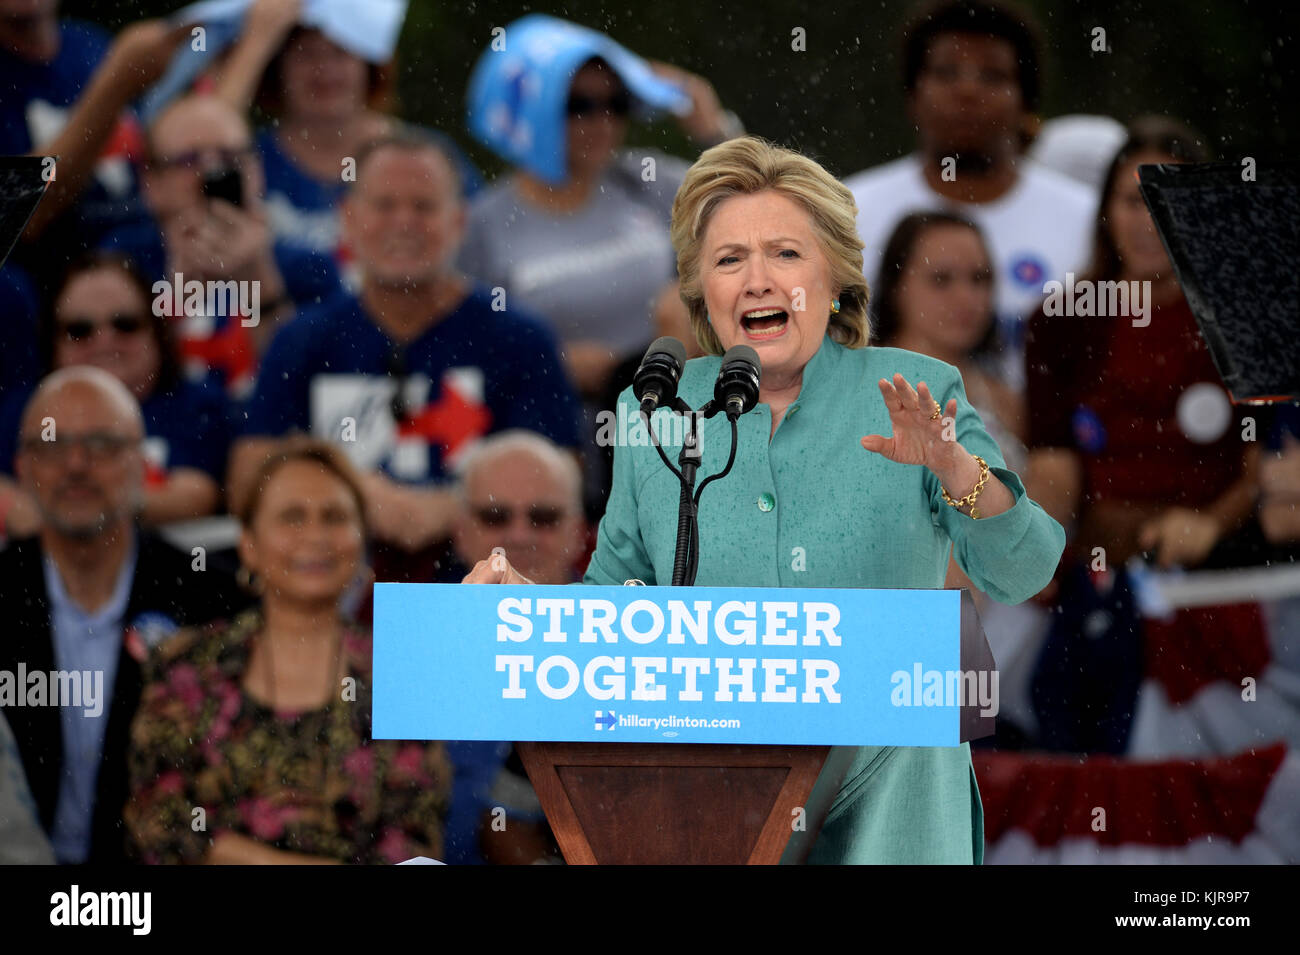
[831,298,841,314]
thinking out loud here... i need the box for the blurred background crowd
[0,0,1297,865]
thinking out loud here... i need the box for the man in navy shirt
[0,2,147,251]
[1,3,107,152]
[0,367,247,863]
[0,1,169,302]
[100,94,343,397]
[230,130,581,563]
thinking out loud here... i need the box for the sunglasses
[60,314,147,342]
[565,90,632,118]
[472,504,566,529]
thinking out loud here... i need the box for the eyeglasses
[565,90,632,119]
[151,146,254,171]
[20,432,140,463]
[59,314,147,342]
[471,504,566,529]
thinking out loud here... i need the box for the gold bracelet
[940,455,990,519]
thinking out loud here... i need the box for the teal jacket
[582,333,1066,863]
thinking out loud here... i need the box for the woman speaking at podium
[465,137,1065,864]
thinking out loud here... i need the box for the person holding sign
[465,136,1065,864]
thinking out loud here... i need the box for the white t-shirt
[846,154,1097,390]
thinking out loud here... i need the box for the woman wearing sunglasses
[0,253,230,537]
[460,18,741,403]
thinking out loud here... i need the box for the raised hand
[647,60,732,144]
[245,0,304,38]
[860,373,961,472]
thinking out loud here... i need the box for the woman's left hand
[647,60,731,144]
[861,373,963,473]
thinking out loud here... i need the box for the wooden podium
[511,590,991,864]
[517,742,854,864]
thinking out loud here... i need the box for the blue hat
[466,14,693,184]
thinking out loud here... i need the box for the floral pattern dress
[125,608,451,864]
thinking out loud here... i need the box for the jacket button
[757,492,776,512]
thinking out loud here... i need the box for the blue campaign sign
[372,583,990,746]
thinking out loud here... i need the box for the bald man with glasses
[0,367,247,864]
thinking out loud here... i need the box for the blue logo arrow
[594,710,616,731]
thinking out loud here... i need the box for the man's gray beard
[44,510,112,540]
[42,489,142,540]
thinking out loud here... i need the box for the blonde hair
[670,136,870,355]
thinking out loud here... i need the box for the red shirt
[1026,293,1245,508]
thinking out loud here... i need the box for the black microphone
[713,344,761,419]
[633,336,687,417]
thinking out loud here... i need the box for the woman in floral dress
[126,438,450,863]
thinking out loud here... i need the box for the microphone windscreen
[645,336,687,367]
[715,344,762,416]
[633,336,688,406]
[721,344,760,374]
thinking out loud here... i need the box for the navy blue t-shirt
[240,285,581,483]
[99,219,344,395]
[0,20,149,245]
[1,21,107,151]
[0,265,40,410]
[257,125,484,258]
[0,373,232,481]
